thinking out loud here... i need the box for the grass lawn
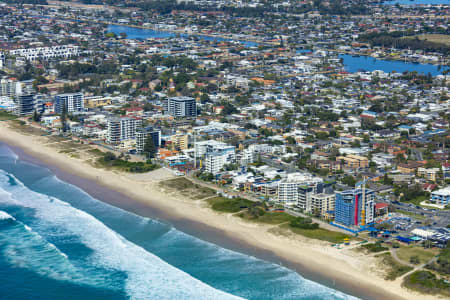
[397,246,438,265]
[239,211,297,225]
[403,271,450,297]
[280,224,351,244]
[404,34,450,47]
[378,252,413,281]
[0,110,17,121]
[207,197,254,213]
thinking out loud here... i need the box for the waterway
[108,24,258,48]
[339,54,449,75]
[383,0,449,5]
[108,25,448,76]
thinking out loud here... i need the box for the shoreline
[0,122,439,300]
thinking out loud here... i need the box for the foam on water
[0,147,359,300]
[0,171,243,300]
[0,210,15,221]
[43,175,357,299]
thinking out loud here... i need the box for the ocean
[0,144,357,300]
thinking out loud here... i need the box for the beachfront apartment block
[1,77,22,97]
[430,186,450,206]
[204,151,233,175]
[195,140,236,175]
[9,45,79,61]
[310,193,335,219]
[107,117,143,145]
[277,173,323,208]
[164,96,197,118]
[55,93,84,114]
[120,117,137,141]
[15,94,35,116]
[136,127,161,154]
[335,189,375,227]
[195,140,235,158]
[107,118,121,144]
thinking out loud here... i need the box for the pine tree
[61,102,67,132]
[32,110,40,122]
[143,134,156,159]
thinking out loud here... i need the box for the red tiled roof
[375,203,389,210]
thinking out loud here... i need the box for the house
[430,186,450,206]
[336,154,369,169]
[397,161,425,174]
[417,167,440,182]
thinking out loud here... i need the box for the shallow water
[0,144,357,300]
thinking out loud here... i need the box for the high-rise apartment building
[335,189,375,227]
[55,93,84,114]
[15,94,35,116]
[1,77,22,97]
[164,96,196,117]
[136,127,161,154]
[107,117,141,145]
[277,173,323,208]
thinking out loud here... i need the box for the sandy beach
[0,121,441,300]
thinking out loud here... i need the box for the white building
[10,45,79,61]
[107,117,140,144]
[195,140,235,159]
[136,127,161,154]
[309,193,335,217]
[277,172,323,208]
[431,186,450,206]
[164,96,197,118]
[120,117,137,141]
[196,140,235,175]
[0,77,22,97]
[239,148,254,165]
[55,93,84,114]
[0,52,4,69]
[248,143,272,154]
[205,151,234,175]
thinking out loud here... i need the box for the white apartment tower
[107,117,140,144]
[277,173,323,207]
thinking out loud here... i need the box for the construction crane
[354,175,382,226]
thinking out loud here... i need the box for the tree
[32,110,41,122]
[61,102,67,133]
[143,134,156,159]
[342,175,356,187]
[382,173,393,185]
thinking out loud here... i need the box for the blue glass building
[335,189,375,227]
